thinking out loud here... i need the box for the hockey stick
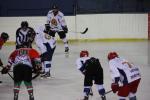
[105,90,112,95]
[80,28,88,34]
[0,65,39,80]
[6,71,14,80]
[0,65,14,80]
[89,89,112,97]
[0,70,13,72]
[69,28,88,34]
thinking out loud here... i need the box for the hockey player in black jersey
[16,21,35,49]
[76,50,106,100]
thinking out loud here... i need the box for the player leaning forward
[16,21,35,49]
[46,5,69,53]
[76,50,106,100]
[35,24,56,78]
[1,45,42,100]
[0,32,9,83]
[107,52,141,100]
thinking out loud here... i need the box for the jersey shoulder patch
[48,10,53,15]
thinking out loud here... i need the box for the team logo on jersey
[51,18,57,26]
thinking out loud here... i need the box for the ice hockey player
[1,45,41,100]
[76,50,106,100]
[35,24,56,78]
[0,32,9,83]
[107,51,141,100]
[0,32,9,50]
[16,21,35,49]
[46,4,69,53]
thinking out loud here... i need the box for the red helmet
[80,50,89,57]
[107,52,118,60]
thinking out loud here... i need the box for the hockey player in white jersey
[35,24,56,78]
[46,5,69,53]
[107,52,141,100]
[76,50,106,100]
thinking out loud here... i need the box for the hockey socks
[14,82,21,100]
[24,81,34,100]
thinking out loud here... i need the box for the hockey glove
[111,83,119,93]
[32,59,42,74]
[62,26,68,33]
[1,65,10,74]
[27,30,35,43]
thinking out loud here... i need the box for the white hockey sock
[45,68,50,73]
[44,61,51,73]
[62,38,68,48]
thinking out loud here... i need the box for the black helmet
[21,21,28,28]
[1,32,9,40]
[52,4,58,9]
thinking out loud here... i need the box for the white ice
[0,41,150,100]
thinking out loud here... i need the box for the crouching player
[107,52,141,100]
[1,46,42,100]
[35,24,56,78]
[0,32,9,83]
[76,50,106,100]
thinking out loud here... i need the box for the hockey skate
[40,72,51,79]
[29,95,34,100]
[65,47,69,57]
[40,70,45,75]
[81,96,89,100]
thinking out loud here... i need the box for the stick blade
[81,28,88,34]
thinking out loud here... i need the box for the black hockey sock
[29,93,34,100]
[101,95,106,100]
[14,93,19,100]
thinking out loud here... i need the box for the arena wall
[0,14,148,42]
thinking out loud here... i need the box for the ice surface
[0,41,149,100]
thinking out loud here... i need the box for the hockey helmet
[1,32,9,40]
[107,52,118,60]
[21,21,28,28]
[80,50,89,57]
[52,4,59,16]
[52,4,58,9]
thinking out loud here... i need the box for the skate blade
[40,76,54,79]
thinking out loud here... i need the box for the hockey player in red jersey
[76,50,106,100]
[107,52,141,100]
[1,45,42,100]
[0,32,9,50]
[0,32,9,83]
